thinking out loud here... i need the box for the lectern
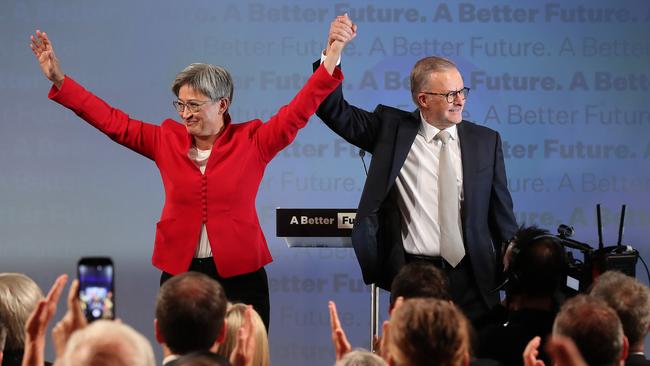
[276,208,380,350]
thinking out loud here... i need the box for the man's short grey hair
[0,273,43,350]
[172,63,234,106]
[335,349,387,366]
[409,56,458,107]
[553,294,624,366]
[59,320,155,366]
[590,270,650,347]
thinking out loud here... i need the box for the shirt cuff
[320,49,341,66]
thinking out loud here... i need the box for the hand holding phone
[77,257,115,322]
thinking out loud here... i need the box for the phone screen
[78,258,115,322]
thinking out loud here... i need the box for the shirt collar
[419,112,458,143]
[163,354,180,365]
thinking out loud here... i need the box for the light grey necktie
[435,130,465,267]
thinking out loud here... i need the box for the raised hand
[52,279,87,358]
[327,13,357,54]
[328,300,352,360]
[323,14,357,74]
[230,305,256,366]
[523,336,546,366]
[21,274,68,366]
[29,30,65,89]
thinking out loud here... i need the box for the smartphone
[77,257,115,322]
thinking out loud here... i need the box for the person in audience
[552,294,628,366]
[174,351,232,366]
[385,298,471,366]
[0,273,46,366]
[389,261,451,310]
[336,349,387,366]
[477,226,566,366]
[155,272,228,366]
[590,271,650,366]
[215,303,269,366]
[58,320,155,366]
[18,272,255,366]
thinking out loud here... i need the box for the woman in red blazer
[30,29,346,330]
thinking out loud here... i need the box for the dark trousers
[160,257,270,332]
[405,255,489,324]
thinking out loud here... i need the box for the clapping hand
[328,300,352,360]
[21,274,68,366]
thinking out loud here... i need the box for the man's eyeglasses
[420,87,470,103]
[172,100,213,113]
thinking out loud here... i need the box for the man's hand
[21,274,68,366]
[327,14,357,54]
[328,301,352,360]
[29,30,65,89]
[523,336,546,366]
[323,14,357,74]
[52,279,87,358]
[230,305,256,366]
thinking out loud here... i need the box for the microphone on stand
[359,149,368,176]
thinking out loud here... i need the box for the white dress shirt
[395,114,464,256]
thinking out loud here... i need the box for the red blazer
[49,64,343,277]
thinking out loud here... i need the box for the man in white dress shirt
[316,15,518,321]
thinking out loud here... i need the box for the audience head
[0,273,43,351]
[59,320,155,366]
[335,349,387,366]
[155,272,228,355]
[215,303,269,366]
[389,262,450,310]
[387,298,470,366]
[590,270,650,351]
[506,226,567,299]
[175,350,232,366]
[552,294,627,366]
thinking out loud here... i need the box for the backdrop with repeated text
[1,1,649,364]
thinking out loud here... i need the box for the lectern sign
[277,208,357,236]
[276,208,357,247]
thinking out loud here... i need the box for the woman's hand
[29,30,65,89]
[323,14,357,75]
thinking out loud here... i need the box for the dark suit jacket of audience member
[627,353,650,366]
[476,308,557,366]
[1,349,52,366]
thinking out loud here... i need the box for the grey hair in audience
[590,270,650,348]
[59,320,155,366]
[552,294,624,366]
[0,273,43,350]
[335,349,387,366]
